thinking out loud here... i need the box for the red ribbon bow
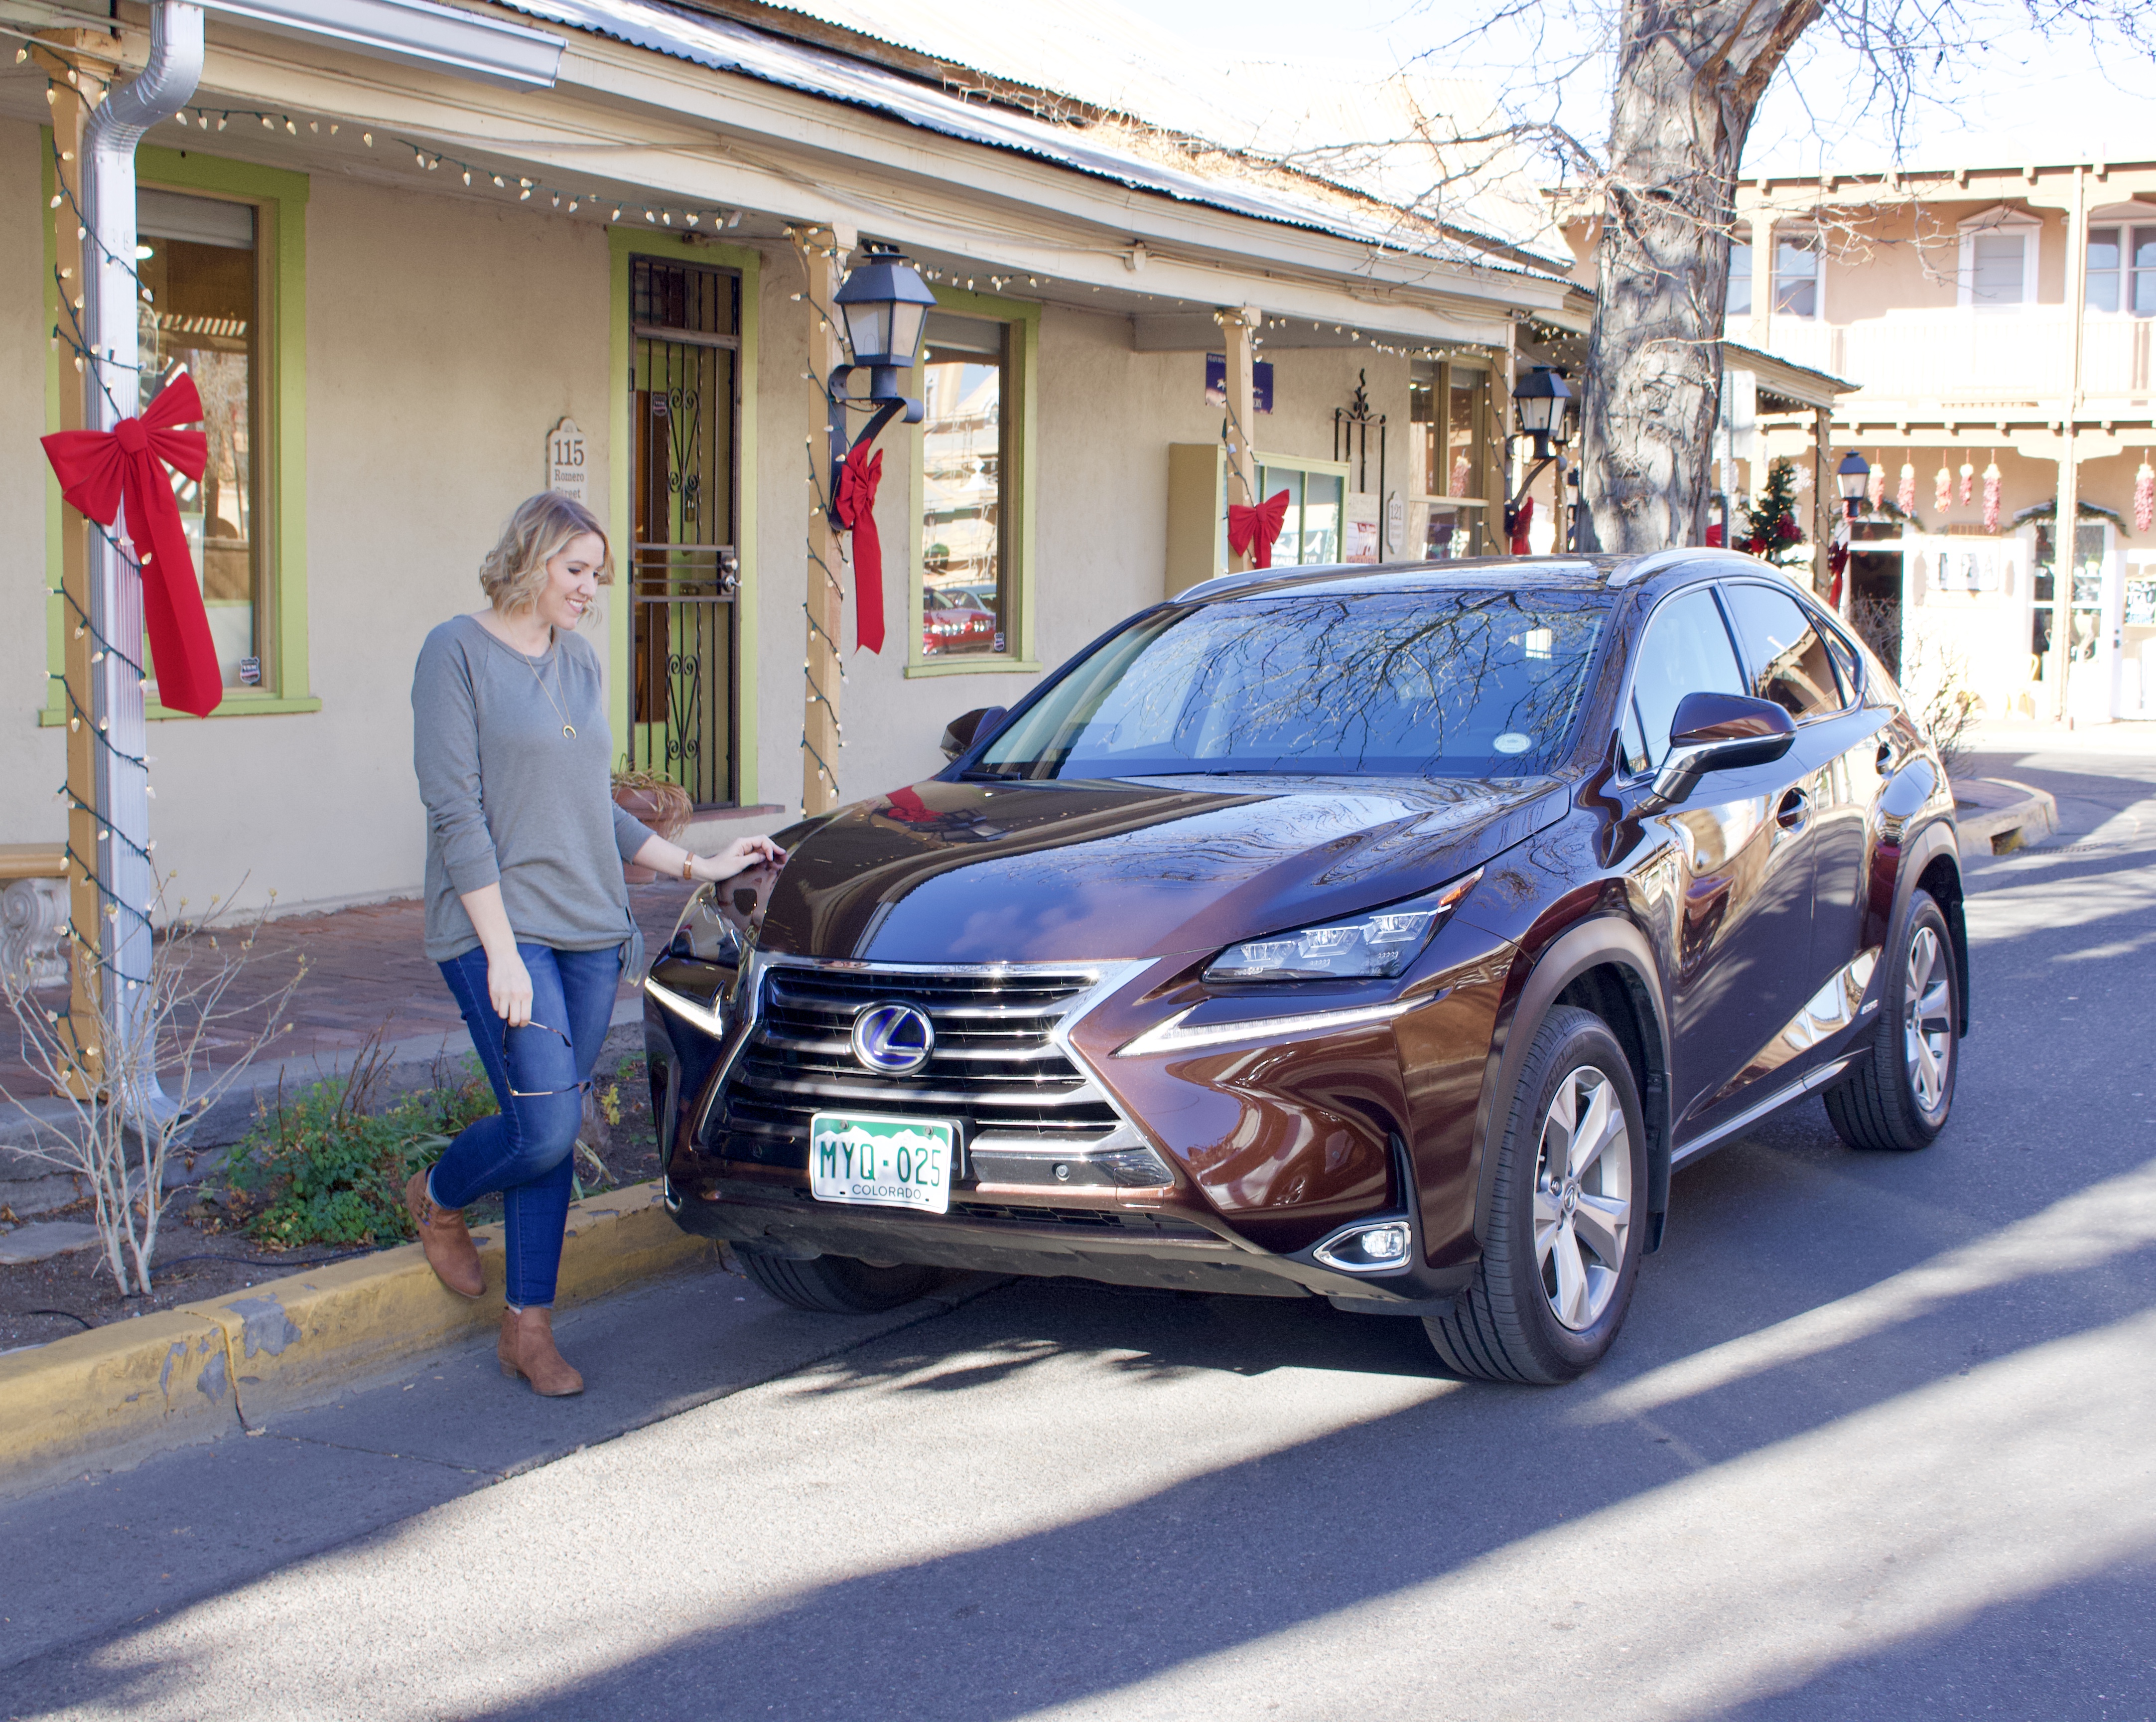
[833,441,887,655]
[41,373,222,717]
[1226,488,1291,570]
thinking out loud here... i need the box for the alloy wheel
[1903,925,1954,1114]
[1532,1066,1633,1331]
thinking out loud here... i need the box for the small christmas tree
[1742,457,1807,567]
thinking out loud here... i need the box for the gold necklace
[521,636,576,739]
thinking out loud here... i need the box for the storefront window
[1254,460,1345,565]
[919,311,1007,657]
[138,188,259,690]
[1410,360,1488,557]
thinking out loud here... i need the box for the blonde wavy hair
[479,491,614,618]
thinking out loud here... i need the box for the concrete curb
[0,1177,715,1496]
[1951,775,2058,858]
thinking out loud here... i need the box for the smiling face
[532,531,606,633]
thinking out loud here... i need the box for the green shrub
[226,1054,500,1249]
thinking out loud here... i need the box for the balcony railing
[1742,311,2153,403]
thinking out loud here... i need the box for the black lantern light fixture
[1836,450,1871,519]
[1512,365,1576,462]
[827,243,939,487]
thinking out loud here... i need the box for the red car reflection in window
[923,589,998,655]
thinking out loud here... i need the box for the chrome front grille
[709,963,1122,1166]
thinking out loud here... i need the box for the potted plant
[611,767,693,883]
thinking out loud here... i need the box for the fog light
[1313,1220,1412,1273]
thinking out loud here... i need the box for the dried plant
[0,881,306,1295]
[1850,596,1980,775]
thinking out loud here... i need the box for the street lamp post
[1506,365,1576,552]
[1836,451,1871,518]
[826,243,938,490]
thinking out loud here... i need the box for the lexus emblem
[851,1002,934,1075]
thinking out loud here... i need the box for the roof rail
[1606,547,1764,587]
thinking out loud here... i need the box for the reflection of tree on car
[922,586,998,655]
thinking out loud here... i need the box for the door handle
[1777,788,1811,832]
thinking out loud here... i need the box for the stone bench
[0,846,69,990]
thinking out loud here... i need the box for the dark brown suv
[645,551,1965,1383]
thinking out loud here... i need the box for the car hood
[753,774,1570,964]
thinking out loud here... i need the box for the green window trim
[41,140,310,721]
[606,229,760,806]
[905,285,1040,678]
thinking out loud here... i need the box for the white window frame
[1956,206,2040,310]
[2087,202,2156,318]
[1770,227,1824,321]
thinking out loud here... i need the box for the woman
[409,491,781,1397]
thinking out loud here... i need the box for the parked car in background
[644,550,1966,1383]
[922,588,997,655]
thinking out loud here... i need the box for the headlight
[1202,869,1482,984]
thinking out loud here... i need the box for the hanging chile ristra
[1869,458,1887,510]
[1983,461,2003,533]
[1897,462,1916,515]
[1935,466,1952,514]
[2135,458,2154,535]
[1960,460,1975,505]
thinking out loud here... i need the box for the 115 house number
[547,418,588,507]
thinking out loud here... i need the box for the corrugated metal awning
[499,0,1570,283]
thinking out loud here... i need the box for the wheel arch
[1470,917,1672,1255]
[1893,819,1970,1036]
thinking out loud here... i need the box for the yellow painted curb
[0,1310,233,1493]
[0,1180,717,1493]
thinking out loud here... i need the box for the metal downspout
[81,3,204,1115]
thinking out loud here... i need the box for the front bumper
[651,940,1512,1309]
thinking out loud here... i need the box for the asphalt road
[4,725,2154,1721]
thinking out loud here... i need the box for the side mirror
[1639,691,1795,813]
[939,704,1006,762]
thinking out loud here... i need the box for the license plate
[808,1113,955,1215]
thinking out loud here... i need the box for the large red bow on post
[41,372,223,717]
[833,440,887,654]
[1226,488,1290,570]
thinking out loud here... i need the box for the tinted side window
[1622,587,1747,773]
[1721,582,1845,719]
[1819,614,1862,699]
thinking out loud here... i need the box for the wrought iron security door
[631,257,740,807]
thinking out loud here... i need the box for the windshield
[974,587,1608,780]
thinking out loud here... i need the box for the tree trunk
[1581,0,1824,554]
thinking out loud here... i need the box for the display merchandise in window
[919,311,1009,657]
[138,187,259,692]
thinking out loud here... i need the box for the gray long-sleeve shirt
[412,614,656,965]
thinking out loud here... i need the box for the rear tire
[1425,1006,1647,1385]
[1824,890,1958,1152]
[735,1250,942,1313]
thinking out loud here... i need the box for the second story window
[1727,241,1753,316]
[1773,234,1820,318]
[2088,224,2156,315]
[1958,209,2038,309]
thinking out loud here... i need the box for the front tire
[735,1250,942,1313]
[1824,889,1958,1152]
[1425,1006,1647,1385]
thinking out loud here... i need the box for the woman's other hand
[692,835,786,883]
[489,945,536,1027]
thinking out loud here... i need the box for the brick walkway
[1,882,697,1101]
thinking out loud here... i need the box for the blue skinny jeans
[430,941,622,1307]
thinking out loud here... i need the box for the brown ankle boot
[404,1169,483,1298]
[498,1306,584,1397]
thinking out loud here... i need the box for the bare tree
[1,884,305,1295]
